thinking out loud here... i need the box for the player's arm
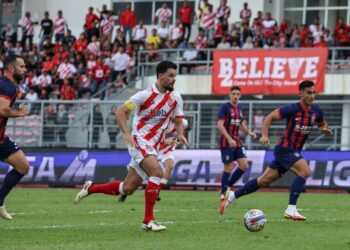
[239,120,257,139]
[115,100,136,148]
[174,117,189,148]
[0,97,28,118]
[317,120,333,136]
[259,109,280,145]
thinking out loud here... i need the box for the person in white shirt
[133,20,147,45]
[217,36,231,49]
[157,21,169,42]
[179,42,198,74]
[111,46,131,84]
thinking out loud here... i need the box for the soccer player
[217,86,256,211]
[118,118,188,202]
[0,55,29,220]
[221,80,333,220]
[74,60,188,231]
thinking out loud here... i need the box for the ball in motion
[243,209,266,232]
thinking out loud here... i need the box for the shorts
[220,146,247,164]
[157,151,175,164]
[127,159,148,181]
[0,137,21,161]
[270,146,303,176]
[128,135,157,165]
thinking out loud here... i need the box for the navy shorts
[220,146,247,164]
[0,137,21,161]
[270,146,303,176]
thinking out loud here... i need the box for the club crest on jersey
[294,152,300,158]
[311,113,316,124]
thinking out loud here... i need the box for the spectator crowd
[0,0,349,101]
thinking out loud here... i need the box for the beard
[13,71,24,83]
[164,84,174,91]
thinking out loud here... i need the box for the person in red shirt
[178,0,195,41]
[60,78,77,100]
[119,4,136,43]
[334,27,349,59]
[314,35,328,48]
[42,55,55,73]
[90,57,110,98]
[85,7,99,41]
[73,33,88,55]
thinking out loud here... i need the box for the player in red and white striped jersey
[74,61,188,232]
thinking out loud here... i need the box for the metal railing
[7,99,350,151]
[136,47,350,77]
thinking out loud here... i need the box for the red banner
[212,48,328,95]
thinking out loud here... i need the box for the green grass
[0,188,349,250]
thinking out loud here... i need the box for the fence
[8,99,350,151]
[136,47,350,78]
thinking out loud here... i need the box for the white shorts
[128,136,157,165]
[157,151,175,164]
[127,158,148,181]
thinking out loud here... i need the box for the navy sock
[228,168,245,187]
[0,169,24,206]
[289,176,306,205]
[234,178,259,199]
[221,171,230,194]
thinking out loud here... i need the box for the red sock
[144,181,160,223]
[88,181,121,195]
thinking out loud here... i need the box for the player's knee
[239,163,249,171]
[299,169,311,179]
[123,183,136,195]
[151,168,163,178]
[18,163,30,175]
[257,177,272,187]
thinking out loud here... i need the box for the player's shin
[88,181,122,195]
[233,178,259,201]
[144,176,161,223]
[221,171,231,196]
[288,176,306,207]
[0,169,24,206]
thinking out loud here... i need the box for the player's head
[3,55,27,83]
[156,60,177,92]
[229,86,241,105]
[299,80,316,106]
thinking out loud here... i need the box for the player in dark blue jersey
[217,86,256,211]
[220,80,332,220]
[0,55,29,220]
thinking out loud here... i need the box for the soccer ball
[243,209,267,232]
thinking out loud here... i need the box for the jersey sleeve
[0,83,16,101]
[173,92,184,118]
[277,104,297,120]
[217,103,227,121]
[316,107,326,126]
[129,89,149,107]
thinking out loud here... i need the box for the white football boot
[74,181,93,204]
[0,205,13,220]
[284,209,306,221]
[141,220,166,232]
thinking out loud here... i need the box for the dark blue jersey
[0,77,18,142]
[217,102,243,148]
[276,102,326,151]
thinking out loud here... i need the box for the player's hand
[259,135,269,145]
[124,133,137,148]
[249,131,257,139]
[178,135,189,148]
[320,127,333,136]
[18,105,29,117]
[228,138,237,148]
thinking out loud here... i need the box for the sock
[234,178,259,199]
[159,178,168,189]
[289,176,306,205]
[228,168,245,187]
[119,182,125,195]
[88,181,121,195]
[144,176,160,223]
[0,169,24,206]
[221,171,230,194]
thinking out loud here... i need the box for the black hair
[3,55,23,70]
[156,60,177,78]
[299,80,314,91]
[230,86,241,92]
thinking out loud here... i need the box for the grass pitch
[0,188,349,250]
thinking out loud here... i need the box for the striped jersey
[129,84,184,148]
[276,102,326,151]
[0,77,18,142]
[217,102,243,148]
